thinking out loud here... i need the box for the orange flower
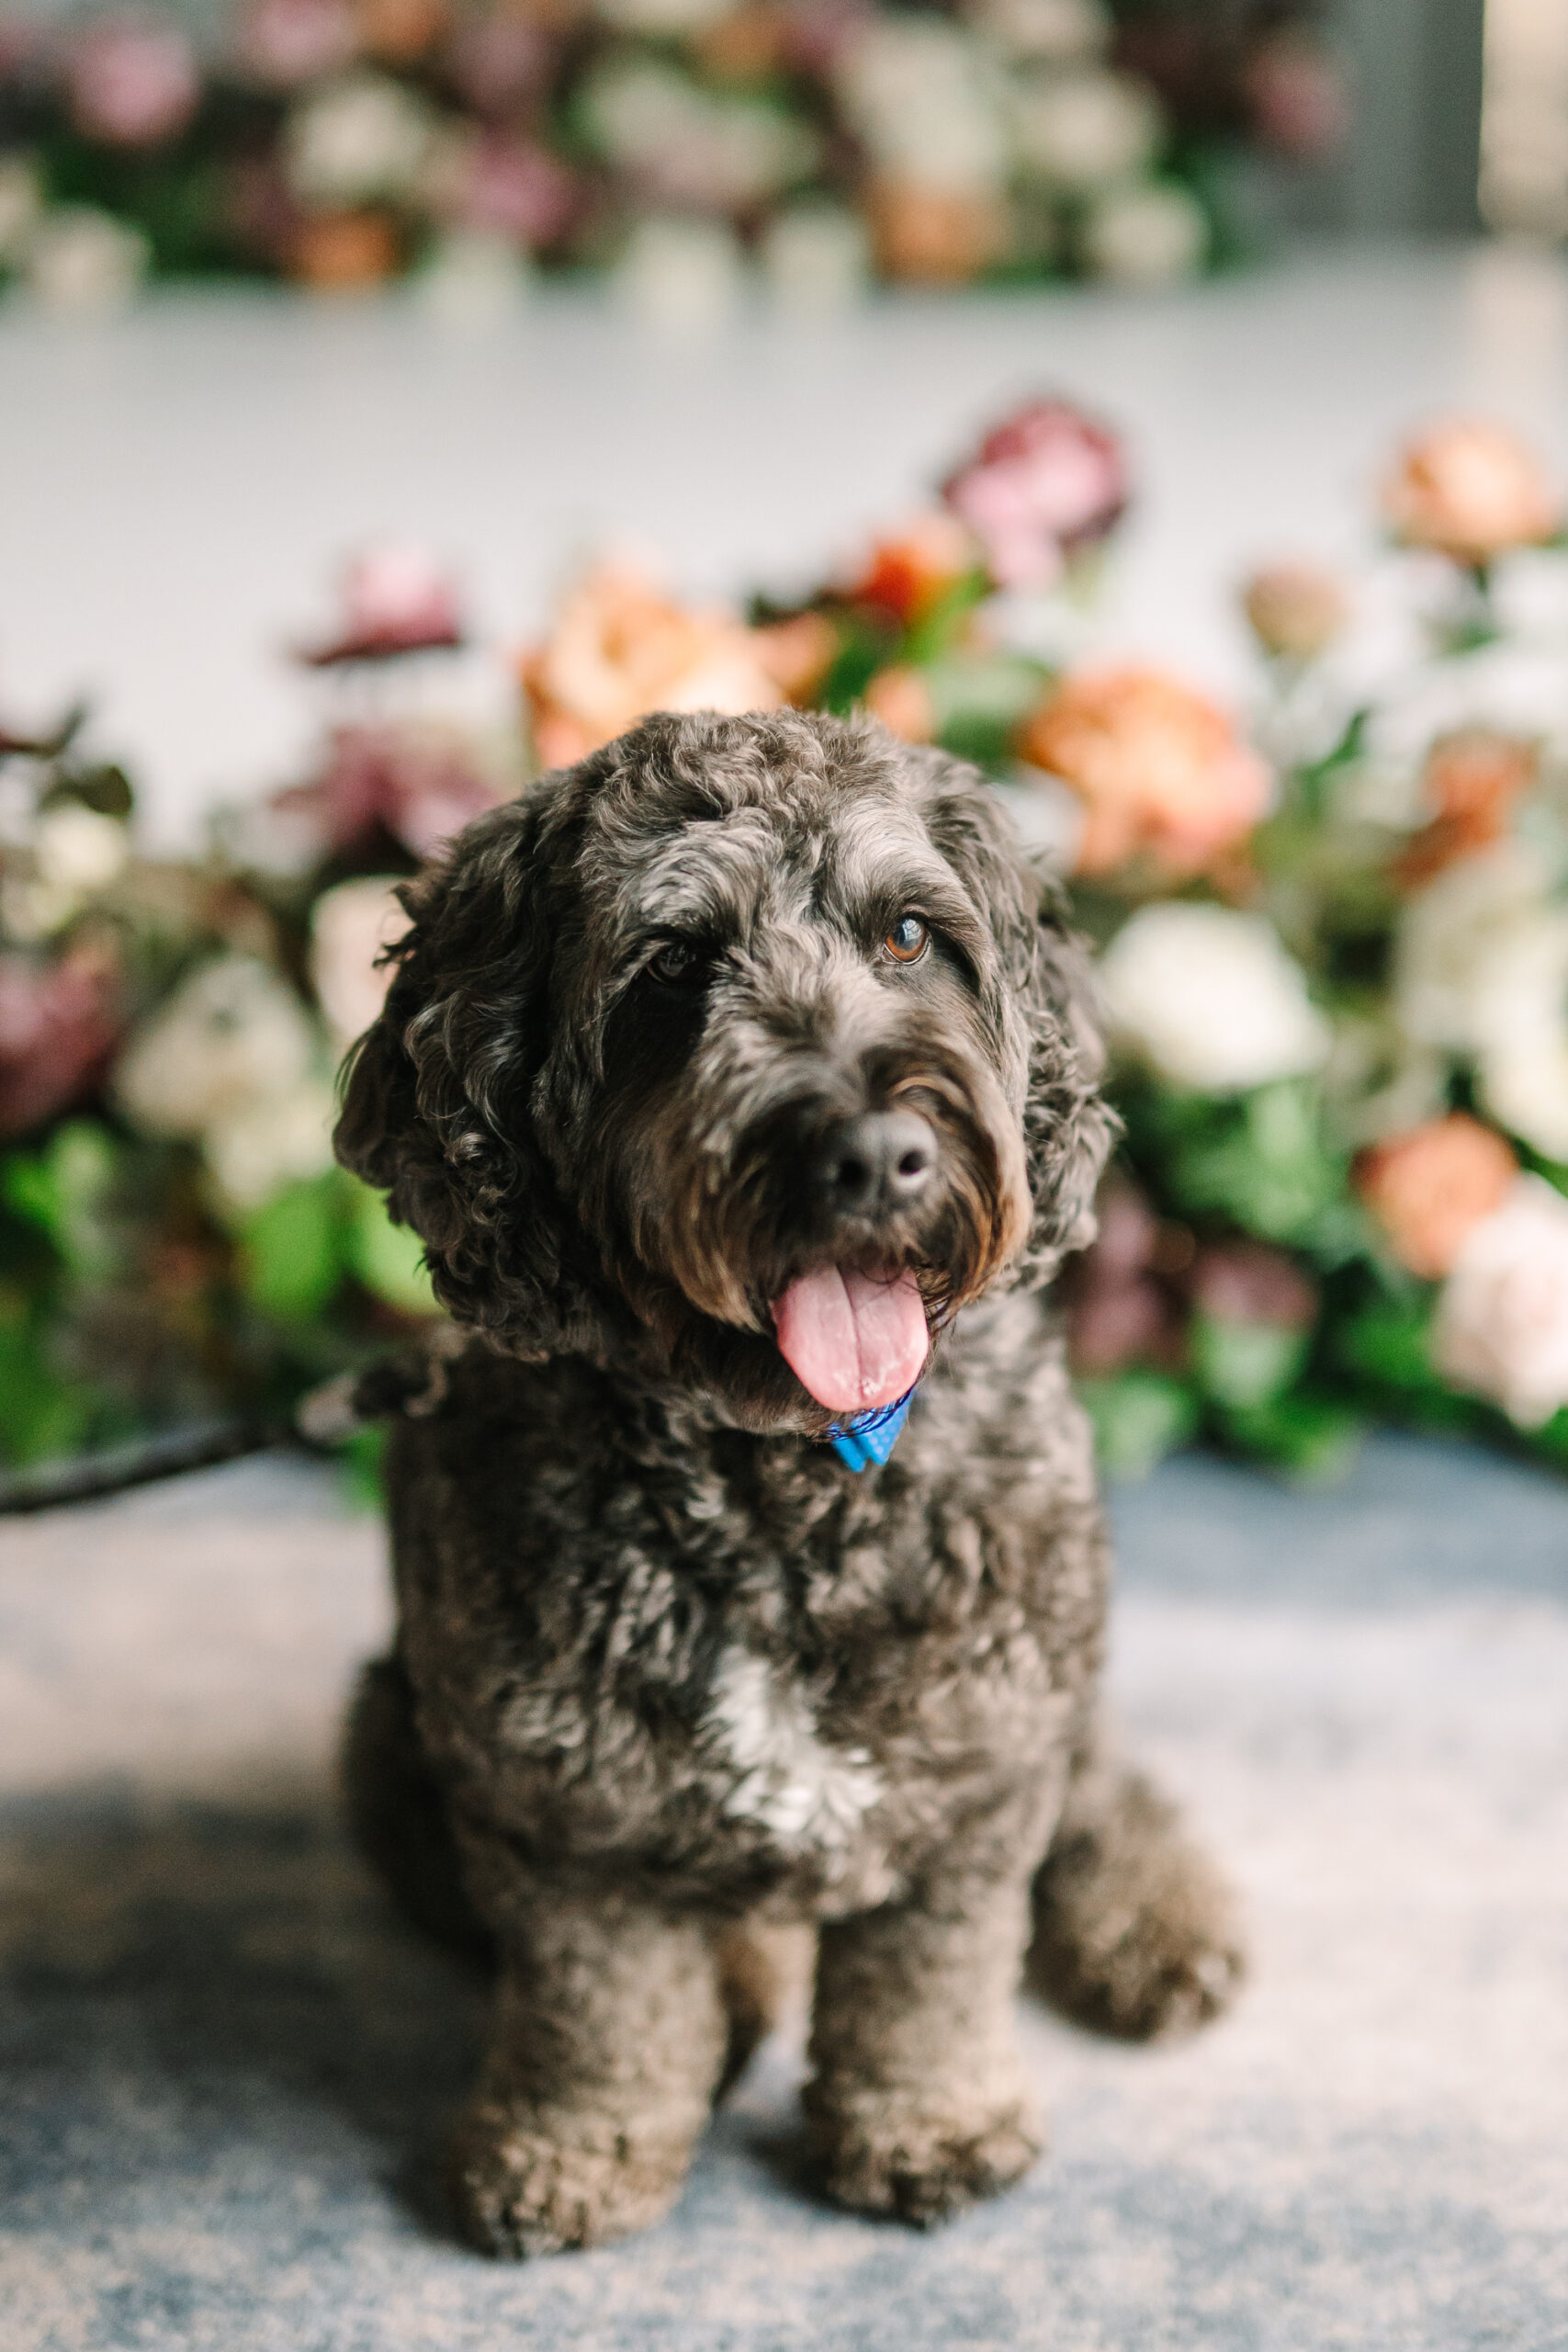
[1395,728,1539,887]
[520,561,784,771]
[750,610,840,705]
[1020,665,1270,878]
[847,512,978,627]
[1355,1114,1517,1281]
[292,209,400,290]
[1382,420,1560,565]
[863,665,935,743]
[1241,562,1348,661]
[864,180,1007,285]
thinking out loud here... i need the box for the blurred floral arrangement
[6,397,1568,1494]
[0,0,1344,313]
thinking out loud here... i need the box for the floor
[2,1434,1564,2352]
[3,243,1567,849]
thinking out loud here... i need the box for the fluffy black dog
[336,707,1242,2256]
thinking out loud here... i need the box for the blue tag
[828,1386,916,1473]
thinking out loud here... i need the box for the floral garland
[4,398,1567,1491]
[0,2,1341,311]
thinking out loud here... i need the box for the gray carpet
[2,1435,1565,2352]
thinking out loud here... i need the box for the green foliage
[346,1180,437,1316]
[239,1175,343,1322]
[1190,1313,1309,1411]
[1130,1080,1356,1256]
[1077,1369,1200,1482]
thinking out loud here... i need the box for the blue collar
[827,1385,918,1473]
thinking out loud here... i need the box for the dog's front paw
[806,2087,1042,2228]
[1030,1773,1245,2041]
[446,2101,692,2257]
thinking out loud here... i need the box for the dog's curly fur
[334,709,1243,2256]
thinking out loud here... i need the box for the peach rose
[1382,420,1560,565]
[864,180,1008,285]
[1020,665,1270,877]
[1355,1113,1517,1282]
[750,609,840,705]
[863,665,935,743]
[521,562,784,771]
[1395,729,1539,888]
[291,209,400,288]
[1241,561,1348,662]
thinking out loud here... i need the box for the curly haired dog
[334,707,1242,2256]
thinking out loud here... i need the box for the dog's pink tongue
[773,1268,929,1414]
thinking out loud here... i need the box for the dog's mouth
[771,1265,930,1416]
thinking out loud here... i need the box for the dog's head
[335,709,1113,1431]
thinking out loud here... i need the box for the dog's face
[336,711,1112,1432]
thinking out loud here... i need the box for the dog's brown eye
[648,939,701,986]
[884,916,929,964]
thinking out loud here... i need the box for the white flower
[416,230,533,323]
[1392,842,1553,1051]
[204,1075,337,1214]
[32,805,130,896]
[613,218,747,333]
[595,0,732,31]
[1082,179,1207,286]
[583,62,817,213]
[0,153,42,263]
[285,73,435,208]
[1468,907,1568,1161]
[24,206,148,314]
[310,875,408,1052]
[114,955,317,1140]
[1431,1175,1568,1427]
[966,0,1109,62]
[1099,901,1331,1095]
[836,21,1009,195]
[758,204,870,311]
[1009,68,1159,189]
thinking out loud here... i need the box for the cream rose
[1099,902,1331,1095]
[205,1076,337,1215]
[114,955,318,1140]
[1431,1175,1568,1427]
[310,876,409,1054]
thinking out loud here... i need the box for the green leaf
[240,1176,344,1321]
[1218,1393,1361,1484]
[2,1121,120,1282]
[347,1182,436,1316]
[1190,1314,1309,1410]
[1077,1370,1200,1482]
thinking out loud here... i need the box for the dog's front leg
[805,1864,1042,2225]
[446,1873,729,2257]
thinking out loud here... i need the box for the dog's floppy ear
[334,790,608,1356]
[915,750,1118,1288]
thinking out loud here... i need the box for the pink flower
[299,544,464,667]
[447,11,554,117]
[443,135,579,250]
[942,398,1128,594]
[68,15,200,149]
[1243,30,1351,162]
[235,0,359,88]
[0,948,121,1138]
[273,721,508,864]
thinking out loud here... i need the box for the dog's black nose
[814,1112,936,1221]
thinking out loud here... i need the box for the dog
[334,707,1242,2257]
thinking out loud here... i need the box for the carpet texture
[1,1435,1564,2351]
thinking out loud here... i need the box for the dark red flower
[0,948,121,1139]
[272,721,506,863]
[1188,1241,1316,1330]
[297,545,464,668]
